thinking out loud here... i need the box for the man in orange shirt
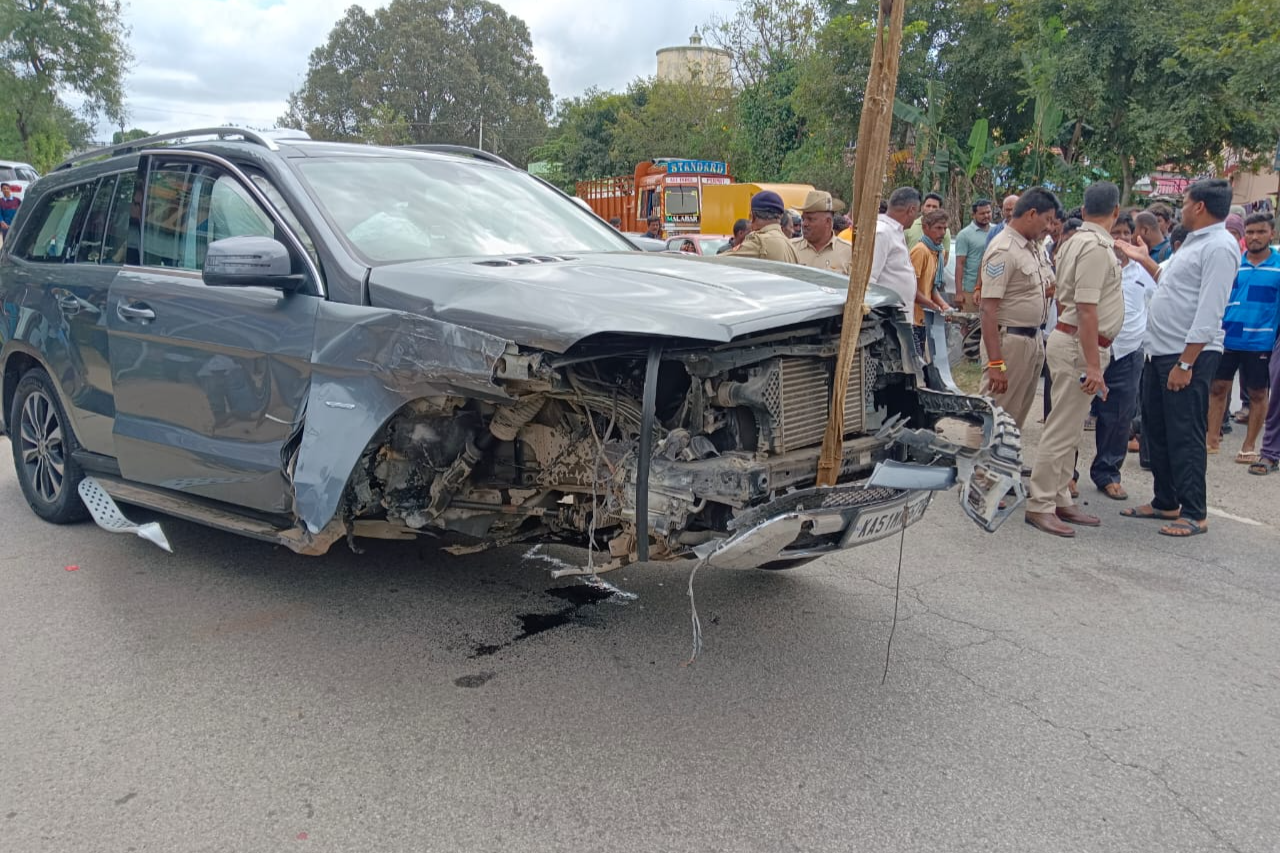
[908,209,953,362]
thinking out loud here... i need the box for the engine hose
[636,341,664,562]
[489,394,545,442]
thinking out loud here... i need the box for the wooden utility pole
[816,0,908,487]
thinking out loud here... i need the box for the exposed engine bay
[341,304,1024,570]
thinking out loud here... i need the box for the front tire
[10,369,89,524]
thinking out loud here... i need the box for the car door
[51,170,138,454]
[106,153,323,515]
[0,176,117,453]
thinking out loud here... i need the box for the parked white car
[0,160,40,197]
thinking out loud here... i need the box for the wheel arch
[2,345,55,430]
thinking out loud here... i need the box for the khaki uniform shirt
[1055,222,1125,341]
[791,234,852,275]
[980,227,1053,328]
[733,223,799,263]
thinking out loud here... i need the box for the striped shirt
[1222,249,1280,352]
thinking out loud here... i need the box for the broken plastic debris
[77,478,174,553]
[64,565,79,572]
[443,542,492,557]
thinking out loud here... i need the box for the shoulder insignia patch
[985,261,1006,278]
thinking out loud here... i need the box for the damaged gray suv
[0,128,1022,569]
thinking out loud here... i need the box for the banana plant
[894,92,1020,192]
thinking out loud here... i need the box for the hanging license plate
[843,493,932,546]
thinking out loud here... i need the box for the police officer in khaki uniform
[729,190,799,263]
[792,190,853,275]
[1026,182,1126,537]
[978,187,1059,429]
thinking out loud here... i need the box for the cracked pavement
[1,417,1278,852]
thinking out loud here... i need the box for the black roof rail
[54,127,311,172]
[399,144,516,169]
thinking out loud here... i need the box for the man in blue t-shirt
[0,183,21,246]
[1208,214,1280,461]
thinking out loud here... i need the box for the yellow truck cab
[700,183,817,235]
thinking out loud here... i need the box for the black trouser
[1141,351,1221,521]
[1090,348,1144,488]
[1136,361,1152,469]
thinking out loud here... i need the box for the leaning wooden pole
[816,0,908,487]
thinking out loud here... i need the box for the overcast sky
[102,0,738,139]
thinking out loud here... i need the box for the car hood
[366,252,901,353]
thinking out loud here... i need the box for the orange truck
[576,159,733,235]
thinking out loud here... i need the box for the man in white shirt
[870,187,922,319]
[1117,178,1239,537]
[1090,212,1154,500]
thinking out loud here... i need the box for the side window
[143,166,193,268]
[14,182,93,263]
[142,163,276,271]
[101,171,137,266]
[75,175,117,263]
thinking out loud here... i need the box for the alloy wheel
[19,390,66,504]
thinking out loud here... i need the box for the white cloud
[90,0,732,139]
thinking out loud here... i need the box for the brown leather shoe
[1025,511,1076,537]
[1056,506,1101,527]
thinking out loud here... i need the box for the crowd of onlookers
[869,178,1277,539]
[629,178,1274,540]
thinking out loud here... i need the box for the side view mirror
[202,236,305,291]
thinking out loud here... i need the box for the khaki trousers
[979,331,1045,430]
[1027,330,1111,513]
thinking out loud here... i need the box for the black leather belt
[1001,326,1040,338]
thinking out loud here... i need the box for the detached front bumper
[695,390,1023,570]
[695,484,933,569]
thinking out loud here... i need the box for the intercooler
[760,351,868,453]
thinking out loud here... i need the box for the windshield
[664,186,699,216]
[294,155,632,264]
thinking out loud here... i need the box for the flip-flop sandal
[1100,483,1128,500]
[1248,458,1279,476]
[1236,451,1260,465]
[1159,518,1208,538]
[1233,410,1250,423]
[1207,446,1220,455]
[1120,506,1179,520]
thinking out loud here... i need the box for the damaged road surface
[0,130,1022,570]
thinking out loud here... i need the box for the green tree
[281,0,552,165]
[0,0,130,151]
[112,128,152,145]
[705,0,823,87]
[730,57,805,182]
[533,87,649,181]
[1012,0,1280,201]
[610,78,735,170]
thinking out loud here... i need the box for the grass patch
[952,358,983,395]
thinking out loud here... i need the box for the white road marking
[1207,507,1264,527]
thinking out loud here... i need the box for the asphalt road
[2,419,1278,853]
